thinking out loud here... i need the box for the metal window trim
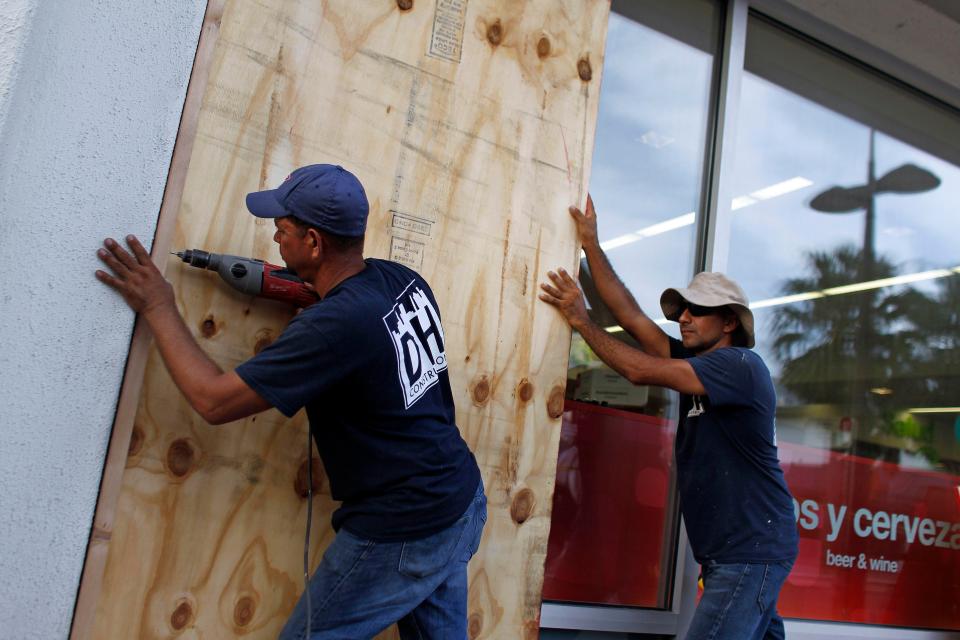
[784,620,960,640]
[540,603,679,635]
[698,0,748,275]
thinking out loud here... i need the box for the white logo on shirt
[687,395,705,418]
[383,281,447,408]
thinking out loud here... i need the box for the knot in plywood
[253,328,275,355]
[233,595,257,627]
[577,56,592,81]
[486,19,503,46]
[200,314,219,338]
[546,385,565,419]
[128,424,144,457]
[510,487,536,524]
[294,457,324,498]
[166,439,196,478]
[397,0,413,10]
[517,379,534,403]
[471,375,491,406]
[170,599,193,631]
[468,609,484,638]
[536,36,551,59]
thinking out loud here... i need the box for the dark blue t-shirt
[236,258,480,542]
[671,339,798,564]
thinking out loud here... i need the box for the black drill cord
[304,427,313,638]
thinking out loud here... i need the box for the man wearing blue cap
[96,164,485,639]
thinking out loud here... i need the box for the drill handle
[262,263,319,308]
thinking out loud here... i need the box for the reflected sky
[588,13,713,339]
[728,72,960,301]
[727,73,960,376]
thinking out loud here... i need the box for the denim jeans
[685,559,794,640]
[278,482,487,640]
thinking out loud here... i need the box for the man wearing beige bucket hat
[540,196,798,640]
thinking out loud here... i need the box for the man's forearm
[142,304,226,415]
[571,316,703,394]
[581,240,670,358]
[571,315,655,384]
[581,240,644,323]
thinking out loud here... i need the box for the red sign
[779,443,960,630]
[542,401,960,631]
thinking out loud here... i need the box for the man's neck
[312,256,366,298]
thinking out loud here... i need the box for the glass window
[720,13,960,631]
[542,0,720,609]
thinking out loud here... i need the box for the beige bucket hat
[659,272,755,348]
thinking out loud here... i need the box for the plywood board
[88,1,608,638]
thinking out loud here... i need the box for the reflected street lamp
[810,129,940,278]
[808,128,940,454]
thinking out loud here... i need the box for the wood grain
[88,1,609,638]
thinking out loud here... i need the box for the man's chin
[681,335,708,355]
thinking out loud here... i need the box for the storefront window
[542,0,720,609]
[720,14,960,631]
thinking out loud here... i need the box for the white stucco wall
[0,1,206,637]
[0,0,35,134]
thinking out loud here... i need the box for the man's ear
[722,311,740,335]
[306,228,322,258]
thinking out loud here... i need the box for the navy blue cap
[245,164,369,237]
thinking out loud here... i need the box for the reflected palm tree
[892,275,960,454]
[771,245,938,457]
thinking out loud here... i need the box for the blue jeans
[279,483,486,640]
[685,560,793,640]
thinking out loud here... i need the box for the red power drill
[174,249,318,308]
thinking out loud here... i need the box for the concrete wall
[0,0,205,637]
[764,0,960,107]
[788,0,960,92]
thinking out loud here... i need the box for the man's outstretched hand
[539,267,590,331]
[568,193,599,248]
[96,235,175,316]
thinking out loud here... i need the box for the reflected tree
[770,244,956,460]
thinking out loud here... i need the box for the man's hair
[722,307,750,347]
[285,216,364,253]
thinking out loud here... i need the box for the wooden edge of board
[69,2,226,638]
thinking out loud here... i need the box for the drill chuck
[175,249,219,270]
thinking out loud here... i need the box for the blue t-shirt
[671,339,798,564]
[236,258,481,542]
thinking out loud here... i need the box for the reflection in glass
[542,1,718,609]
[724,20,960,630]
